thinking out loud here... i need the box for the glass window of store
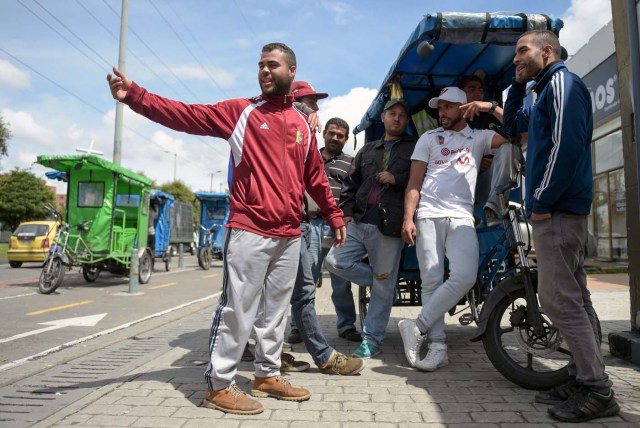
[590,129,625,260]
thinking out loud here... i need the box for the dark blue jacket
[503,61,593,216]
[340,135,416,224]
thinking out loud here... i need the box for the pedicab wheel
[198,247,212,270]
[9,261,22,268]
[39,257,65,294]
[82,264,100,282]
[482,279,573,390]
[138,250,152,284]
[358,285,371,331]
[164,252,172,272]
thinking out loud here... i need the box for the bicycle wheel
[39,257,65,294]
[482,276,572,390]
[82,264,100,282]
[198,247,212,270]
[138,251,152,284]
[358,285,371,331]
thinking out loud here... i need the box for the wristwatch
[488,101,498,114]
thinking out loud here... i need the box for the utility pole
[609,0,640,364]
[113,0,129,165]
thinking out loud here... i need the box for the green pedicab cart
[36,155,154,294]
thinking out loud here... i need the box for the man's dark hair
[457,75,482,90]
[262,43,297,67]
[520,30,562,58]
[325,117,350,135]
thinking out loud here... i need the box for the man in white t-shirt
[398,87,508,372]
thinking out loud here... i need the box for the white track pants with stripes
[204,227,301,391]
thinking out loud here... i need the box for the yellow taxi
[8,221,58,268]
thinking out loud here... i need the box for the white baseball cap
[428,87,468,108]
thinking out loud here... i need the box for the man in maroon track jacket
[107,42,346,415]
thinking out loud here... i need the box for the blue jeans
[308,217,353,334]
[325,221,404,347]
[289,217,326,333]
[290,223,334,366]
[308,217,327,283]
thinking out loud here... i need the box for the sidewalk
[28,273,640,427]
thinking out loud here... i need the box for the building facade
[566,21,625,260]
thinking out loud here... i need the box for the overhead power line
[163,0,231,99]
[16,0,108,71]
[100,0,205,103]
[30,0,113,68]
[148,0,229,99]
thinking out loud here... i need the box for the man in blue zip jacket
[502,30,619,423]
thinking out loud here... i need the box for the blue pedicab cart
[353,11,570,390]
[194,192,230,270]
[150,190,174,271]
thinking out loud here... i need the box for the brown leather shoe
[203,385,264,415]
[319,351,365,375]
[281,352,310,372]
[251,375,311,401]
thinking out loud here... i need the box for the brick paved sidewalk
[38,274,640,427]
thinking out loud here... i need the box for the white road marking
[0,292,221,372]
[0,314,107,344]
[0,292,38,300]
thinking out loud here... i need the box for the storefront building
[567,21,625,260]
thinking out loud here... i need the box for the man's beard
[262,75,293,96]
[442,114,463,130]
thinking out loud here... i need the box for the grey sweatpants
[533,212,612,392]
[415,217,478,342]
[204,228,301,391]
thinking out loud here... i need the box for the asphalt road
[0,254,224,386]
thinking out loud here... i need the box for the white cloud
[318,86,378,154]
[66,124,85,142]
[172,65,236,87]
[1,109,56,147]
[235,38,252,48]
[319,1,359,26]
[0,60,30,89]
[560,0,612,55]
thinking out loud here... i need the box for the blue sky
[0,0,612,193]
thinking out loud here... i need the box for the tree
[0,168,55,231]
[0,114,11,160]
[135,170,157,188]
[159,179,200,226]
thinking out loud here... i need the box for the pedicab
[353,11,574,390]
[36,154,154,293]
[150,189,174,271]
[194,192,230,269]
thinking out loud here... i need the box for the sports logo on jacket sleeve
[295,130,303,144]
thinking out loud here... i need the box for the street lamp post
[164,150,177,181]
[210,170,222,192]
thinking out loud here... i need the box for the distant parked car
[7,221,58,268]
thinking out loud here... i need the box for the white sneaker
[415,342,448,371]
[398,319,424,367]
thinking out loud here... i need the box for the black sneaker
[241,344,254,362]
[535,378,580,404]
[286,329,302,344]
[338,328,362,342]
[548,388,620,423]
